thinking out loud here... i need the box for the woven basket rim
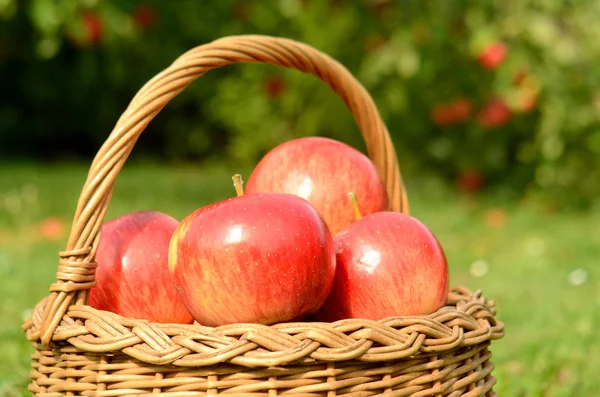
[23,286,504,368]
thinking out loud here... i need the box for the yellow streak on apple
[168,218,188,274]
[348,192,362,220]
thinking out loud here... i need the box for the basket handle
[38,34,409,345]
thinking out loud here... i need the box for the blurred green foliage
[1,0,599,207]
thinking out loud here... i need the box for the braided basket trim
[24,287,503,368]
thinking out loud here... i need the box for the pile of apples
[89,137,449,326]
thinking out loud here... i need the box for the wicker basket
[22,35,504,396]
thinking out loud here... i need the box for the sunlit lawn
[1,162,598,396]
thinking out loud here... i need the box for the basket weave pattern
[23,35,504,396]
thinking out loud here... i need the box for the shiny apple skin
[89,211,193,324]
[168,193,336,327]
[315,212,449,321]
[245,137,388,235]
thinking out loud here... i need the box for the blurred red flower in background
[432,97,473,126]
[456,170,485,193]
[478,42,508,70]
[264,75,286,98]
[477,98,512,128]
[82,11,103,45]
[133,5,158,29]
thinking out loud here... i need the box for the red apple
[245,137,388,235]
[478,41,508,70]
[67,10,103,48]
[168,176,336,326]
[264,74,286,98]
[457,170,485,193]
[450,97,473,122]
[431,103,455,126]
[132,4,158,29]
[82,11,103,45]
[315,209,449,321]
[477,97,512,129]
[431,97,473,126]
[89,211,193,324]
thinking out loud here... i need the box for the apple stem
[232,174,245,197]
[348,192,362,220]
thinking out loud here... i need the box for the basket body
[22,35,503,396]
[29,344,495,396]
[25,287,502,396]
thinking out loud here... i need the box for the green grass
[1,162,599,396]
